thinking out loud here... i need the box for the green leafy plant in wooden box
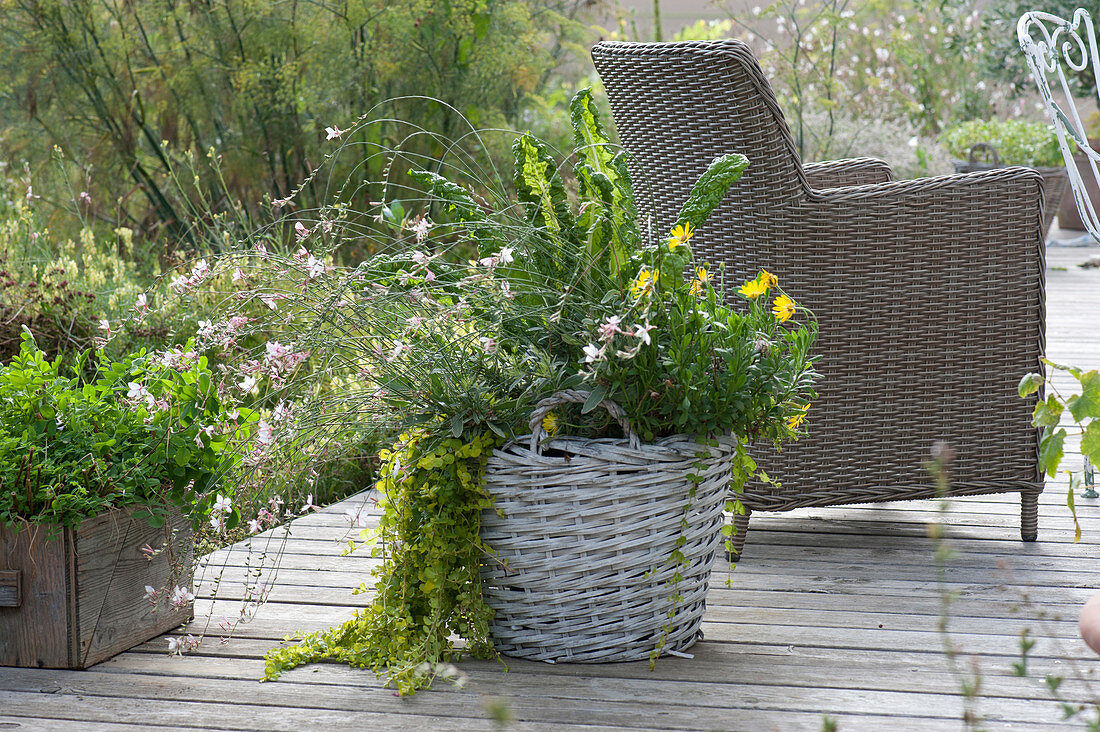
[0,330,255,668]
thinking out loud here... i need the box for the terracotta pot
[1057,149,1100,231]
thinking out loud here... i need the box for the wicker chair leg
[726,509,751,562]
[1021,491,1039,542]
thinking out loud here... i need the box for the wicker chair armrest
[803,158,894,189]
[810,167,1044,225]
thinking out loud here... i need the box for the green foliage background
[0,0,597,253]
[940,119,1065,168]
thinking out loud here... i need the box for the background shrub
[0,0,599,255]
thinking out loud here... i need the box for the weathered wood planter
[0,507,193,669]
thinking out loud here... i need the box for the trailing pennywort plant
[263,430,501,695]
[241,87,818,694]
[1019,359,1100,540]
[0,329,255,530]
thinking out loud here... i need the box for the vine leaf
[1017,372,1043,397]
[1067,370,1100,421]
[1039,425,1066,479]
[1081,420,1100,465]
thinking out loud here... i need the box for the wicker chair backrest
[592,40,807,235]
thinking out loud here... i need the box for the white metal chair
[1019,8,1100,244]
[1019,8,1100,497]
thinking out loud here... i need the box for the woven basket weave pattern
[953,157,1068,232]
[591,40,1045,543]
[481,432,734,663]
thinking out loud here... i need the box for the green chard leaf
[512,134,574,236]
[408,169,504,253]
[569,87,641,266]
[675,153,750,231]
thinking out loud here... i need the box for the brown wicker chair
[591,39,1046,554]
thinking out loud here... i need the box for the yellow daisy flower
[630,267,657,298]
[542,411,559,437]
[772,294,796,322]
[786,403,810,430]
[738,277,769,299]
[759,269,778,288]
[689,266,712,297]
[668,222,694,251]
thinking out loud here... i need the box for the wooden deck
[3,243,1100,731]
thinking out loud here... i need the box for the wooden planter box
[0,506,193,669]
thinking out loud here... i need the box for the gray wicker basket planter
[480,391,734,664]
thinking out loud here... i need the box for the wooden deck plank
[0,661,1083,729]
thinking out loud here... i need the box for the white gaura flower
[194,425,215,447]
[597,315,622,343]
[300,494,320,513]
[171,585,195,609]
[344,505,369,527]
[213,494,233,514]
[409,217,432,243]
[256,419,275,446]
[127,382,150,401]
[272,401,291,422]
[633,321,656,346]
[583,343,606,363]
[209,513,226,533]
